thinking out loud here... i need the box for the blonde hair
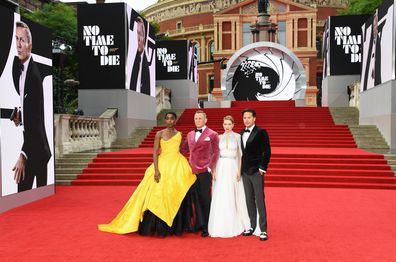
[223,115,234,123]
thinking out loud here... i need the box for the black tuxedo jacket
[130,52,151,95]
[240,125,271,175]
[363,22,385,90]
[12,56,51,168]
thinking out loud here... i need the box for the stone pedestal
[251,13,277,42]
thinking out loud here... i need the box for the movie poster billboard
[126,7,156,96]
[78,3,156,96]
[323,15,369,77]
[361,0,395,91]
[156,40,198,82]
[78,3,126,90]
[0,6,54,196]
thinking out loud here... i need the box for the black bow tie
[195,128,202,133]
[244,129,251,133]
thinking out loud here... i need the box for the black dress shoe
[259,232,268,241]
[201,231,209,237]
[242,228,254,236]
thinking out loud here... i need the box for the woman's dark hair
[242,108,256,117]
[165,111,177,119]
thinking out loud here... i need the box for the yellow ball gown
[98,132,196,234]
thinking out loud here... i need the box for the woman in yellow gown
[98,112,196,236]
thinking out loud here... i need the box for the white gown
[208,132,252,237]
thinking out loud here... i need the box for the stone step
[56,180,72,186]
[56,158,93,164]
[364,148,391,154]
[56,168,86,174]
[384,155,396,160]
[56,163,88,169]
[62,153,98,158]
[56,174,79,180]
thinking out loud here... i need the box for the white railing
[54,109,117,158]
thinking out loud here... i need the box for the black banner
[327,15,369,76]
[156,40,189,80]
[77,3,126,89]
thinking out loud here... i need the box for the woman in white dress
[208,115,251,237]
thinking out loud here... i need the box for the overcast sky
[61,0,158,11]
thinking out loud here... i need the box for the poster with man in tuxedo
[361,0,394,91]
[129,16,151,95]
[10,21,51,192]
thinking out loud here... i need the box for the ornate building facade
[144,0,347,105]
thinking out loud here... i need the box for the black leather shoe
[242,228,254,236]
[259,232,268,241]
[201,231,209,237]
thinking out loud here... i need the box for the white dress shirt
[242,124,255,148]
[195,125,206,142]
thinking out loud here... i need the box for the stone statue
[258,0,269,14]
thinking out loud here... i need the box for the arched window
[208,41,215,61]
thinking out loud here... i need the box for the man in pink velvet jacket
[181,110,219,237]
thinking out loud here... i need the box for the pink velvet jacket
[180,127,220,174]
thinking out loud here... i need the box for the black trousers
[18,161,48,192]
[195,171,212,232]
[242,171,267,232]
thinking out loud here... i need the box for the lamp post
[52,37,72,113]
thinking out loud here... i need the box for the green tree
[21,3,78,113]
[339,0,383,15]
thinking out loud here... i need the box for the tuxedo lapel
[196,127,209,145]
[245,126,258,149]
[240,130,246,152]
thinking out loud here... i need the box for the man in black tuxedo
[11,21,51,192]
[363,10,384,90]
[129,17,151,95]
[240,108,271,241]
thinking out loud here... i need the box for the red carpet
[72,101,395,189]
[1,186,396,261]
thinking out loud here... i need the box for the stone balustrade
[348,81,360,108]
[167,24,214,36]
[54,109,117,158]
[156,86,172,115]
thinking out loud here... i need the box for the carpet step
[265,174,396,184]
[269,163,390,170]
[88,162,151,168]
[267,168,393,176]
[265,181,396,190]
[71,179,141,186]
[82,167,147,173]
[92,157,152,163]
[77,174,144,180]
[96,153,153,158]
[70,179,396,190]
[271,157,387,164]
